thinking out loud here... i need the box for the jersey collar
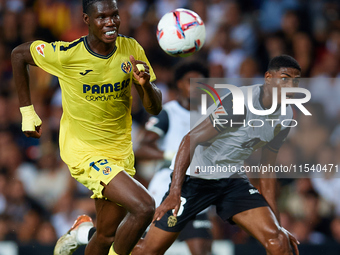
[84,36,117,59]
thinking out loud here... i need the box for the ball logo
[102,166,112,175]
[36,44,46,57]
[121,61,132,74]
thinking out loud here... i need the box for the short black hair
[268,55,301,72]
[174,61,209,84]
[83,0,115,14]
[83,0,97,14]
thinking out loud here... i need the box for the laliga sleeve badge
[212,105,228,119]
[36,44,46,57]
[121,61,132,73]
[102,166,112,175]
[167,215,177,227]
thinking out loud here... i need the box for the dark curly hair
[268,55,301,72]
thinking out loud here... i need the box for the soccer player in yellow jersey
[11,0,162,255]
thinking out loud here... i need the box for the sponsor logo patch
[80,70,93,76]
[167,215,177,227]
[249,188,259,195]
[36,44,46,57]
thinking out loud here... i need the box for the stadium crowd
[0,0,340,252]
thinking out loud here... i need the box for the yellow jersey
[30,35,156,169]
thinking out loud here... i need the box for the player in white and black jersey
[134,61,213,255]
[133,55,301,255]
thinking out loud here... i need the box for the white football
[156,8,206,57]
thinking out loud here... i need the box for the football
[156,8,206,57]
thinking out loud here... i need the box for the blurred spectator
[292,32,315,77]
[290,104,329,164]
[309,57,340,121]
[290,219,327,244]
[20,8,56,43]
[51,191,92,238]
[280,10,300,51]
[326,29,340,59]
[155,0,188,18]
[260,32,287,71]
[16,209,41,244]
[0,214,13,241]
[331,217,340,243]
[208,26,246,78]
[279,179,332,224]
[5,0,25,13]
[223,2,257,56]
[311,145,340,216]
[201,0,228,46]
[259,0,300,33]
[34,0,71,38]
[59,4,88,42]
[0,174,6,214]
[4,179,43,224]
[36,221,57,245]
[2,10,22,50]
[239,57,261,78]
[28,144,70,210]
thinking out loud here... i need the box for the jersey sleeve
[145,110,169,137]
[133,41,156,84]
[265,125,291,153]
[30,40,64,78]
[209,93,247,132]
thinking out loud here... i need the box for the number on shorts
[99,159,108,165]
[172,196,187,217]
[89,159,108,171]
[89,161,99,171]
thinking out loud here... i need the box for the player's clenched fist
[130,55,150,86]
[20,105,42,138]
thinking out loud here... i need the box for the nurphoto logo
[198,83,312,128]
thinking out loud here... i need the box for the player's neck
[86,35,116,56]
[261,84,273,109]
[261,85,281,112]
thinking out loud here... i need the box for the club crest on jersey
[121,61,132,74]
[36,44,46,57]
[102,166,112,175]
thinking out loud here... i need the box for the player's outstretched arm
[153,117,219,222]
[11,42,42,138]
[130,55,162,115]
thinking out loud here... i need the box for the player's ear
[83,13,90,26]
[264,71,272,84]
